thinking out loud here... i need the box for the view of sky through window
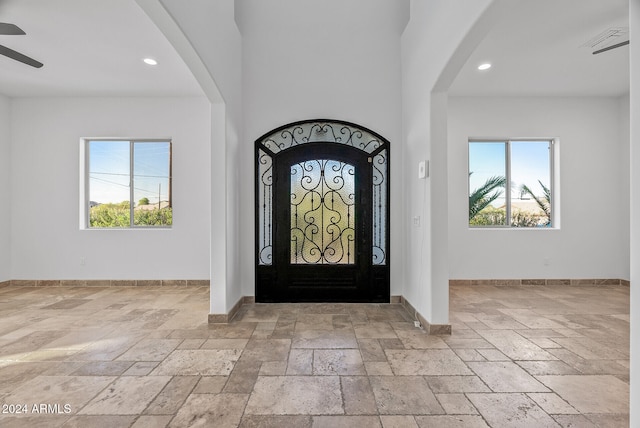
[469,141,506,208]
[87,140,172,228]
[469,140,552,227]
[89,141,170,206]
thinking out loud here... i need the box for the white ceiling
[0,0,203,97]
[0,0,630,98]
[449,0,630,97]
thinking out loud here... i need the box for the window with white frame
[84,139,172,228]
[468,139,554,228]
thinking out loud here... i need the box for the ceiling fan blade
[593,40,630,55]
[0,23,26,35]
[0,44,43,68]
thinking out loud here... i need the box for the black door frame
[255,119,390,303]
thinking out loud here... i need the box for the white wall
[154,0,244,313]
[401,0,495,324]
[161,0,241,119]
[10,97,211,280]
[629,0,639,424]
[237,0,409,297]
[448,96,630,280]
[621,94,631,278]
[0,95,10,282]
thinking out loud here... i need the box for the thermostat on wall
[418,160,428,179]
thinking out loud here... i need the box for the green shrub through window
[86,140,172,228]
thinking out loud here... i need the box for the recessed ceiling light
[478,63,492,71]
[143,58,158,66]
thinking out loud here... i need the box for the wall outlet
[414,320,421,328]
[413,216,420,227]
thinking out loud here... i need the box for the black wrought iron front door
[256,120,389,303]
[273,145,372,301]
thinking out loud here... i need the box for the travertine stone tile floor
[0,283,629,427]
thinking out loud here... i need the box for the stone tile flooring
[0,283,629,427]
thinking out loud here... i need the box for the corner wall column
[210,104,228,315]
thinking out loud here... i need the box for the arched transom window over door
[255,119,390,302]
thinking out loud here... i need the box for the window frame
[468,138,555,229]
[82,138,173,229]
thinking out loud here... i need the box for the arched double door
[255,120,389,302]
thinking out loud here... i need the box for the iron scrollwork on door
[372,149,387,265]
[290,159,356,264]
[256,119,390,302]
[257,148,273,265]
[256,120,389,265]
[256,119,388,268]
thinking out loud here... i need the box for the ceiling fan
[586,27,630,55]
[0,22,43,68]
[593,40,629,55]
